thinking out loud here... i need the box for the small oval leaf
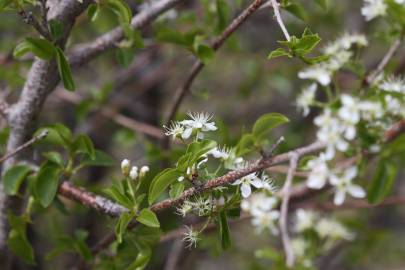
[136,209,160,228]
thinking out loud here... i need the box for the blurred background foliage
[1,0,405,269]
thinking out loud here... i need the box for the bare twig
[19,9,52,40]
[270,0,290,41]
[366,38,402,85]
[163,239,184,270]
[0,130,48,164]
[0,99,9,118]
[279,152,298,268]
[58,182,128,217]
[163,0,264,130]
[55,89,165,139]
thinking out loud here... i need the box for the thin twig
[19,9,52,41]
[366,38,402,85]
[279,152,298,268]
[0,130,48,164]
[55,89,165,140]
[270,0,290,41]
[163,0,264,131]
[163,239,184,270]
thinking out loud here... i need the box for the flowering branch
[279,152,299,268]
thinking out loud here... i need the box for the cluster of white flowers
[361,0,387,21]
[241,192,280,234]
[297,33,368,87]
[292,209,354,266]
[378,76,405,118]
[120,159,149,180]
[164,112,217,140]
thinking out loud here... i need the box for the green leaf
[73,134,95,159]
[35,164,61,207]
[104,183,133,209]
[35,123,72,148]
[49,19,63,40]
[314,0,327,10]
[148,168,182,204]
[7,214,35,265]
[3,165,32,195]
[368,160,398,204]
[115,212,135,243]
[56,47,75,91]
[268,48,291,59]
[184,139,217,169]
[107,0,132,24]
[43,151,64,167]
[115,47,135,67]
[136,209,160,228]
[252,113,289,142]
[196,44,215,64]
[156,28,193,47]
[87,4,100,21]
[127,244,152,270]
[216,0,229,32]
[283,3,308,21]
[81,150,115,167]
[219,210,231,250]
[169,182,184,199]
[236,133,255,156]
[13,37,56,60]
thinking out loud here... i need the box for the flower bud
[129,166,138,180]
[140,166,150,178]
[121,159,130,176]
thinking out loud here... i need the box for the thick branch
[69,0,182,68]
[58,182,127,217]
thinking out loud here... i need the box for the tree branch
[0,130,48,164]
[366,38,402,85]
[270,0,290,41]
[279,152,298,268]
[58,182,128,217]
[163,0,264,129]
[68,0,183,68]
[0,0,92,250]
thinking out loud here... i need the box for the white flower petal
[241,183,252,198]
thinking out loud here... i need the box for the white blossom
[121,159,130,176]
[315,218,354,240]
[241,192,280,234]
[182,226,200,249]
[176,201,193,217]
[338,94,361,140]
[395,0,405,4]
[330,166,366,205]
[139,166,149,177]
[129,166,138,180]
[294,209,319,232]
[232,173,265,198]
[306,153,330,189]
[163,122,185,139]
[361,0,387,21]
[379,76,405,93]
[298,65,331,86]
[296,83,317,116]
[180,112,217,138]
